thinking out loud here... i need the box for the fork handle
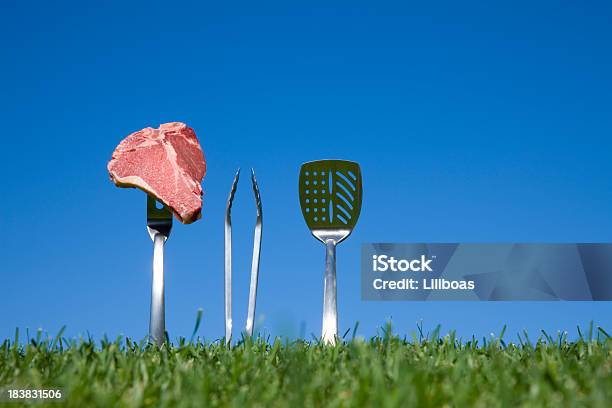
[322,239,338,344]
[149,233,166,345]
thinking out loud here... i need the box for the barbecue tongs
[225,168,263,344]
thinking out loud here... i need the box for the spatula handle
[322,239,338,344]
[149,233,166,345]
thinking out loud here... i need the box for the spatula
[298,160,363,344]
[146,194,173,346]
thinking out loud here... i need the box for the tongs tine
[224,168,264,344]
[146,195,172,346]
[224,169,240,344]
[246,169,263,336]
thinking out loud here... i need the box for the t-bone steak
[107,122,207,224]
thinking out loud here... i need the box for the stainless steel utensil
[298,160,362,344]
[246,169,263,336]
[146,195,173,346]
[224,168,263,344]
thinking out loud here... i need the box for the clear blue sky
[1,1,611,342]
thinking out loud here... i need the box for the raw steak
[108,122,206,224]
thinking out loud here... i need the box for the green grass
[0,322,610,407]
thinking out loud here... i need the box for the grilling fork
[146,195,173,346]
[225,168,263,344]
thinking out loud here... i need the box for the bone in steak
[107,122,207,224]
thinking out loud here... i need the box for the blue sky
[1,1,611,342]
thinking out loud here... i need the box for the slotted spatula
[146,195,172,346]
[299,160,363,344]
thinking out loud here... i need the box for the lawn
[0,322,610,407]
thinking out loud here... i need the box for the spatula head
[299,160,362,242]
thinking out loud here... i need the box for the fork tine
[224,169,240,345]
[147,195,172,239]
[246,168,263,337]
